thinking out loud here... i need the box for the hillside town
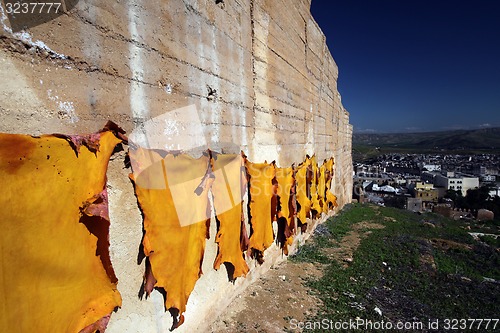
[353,153,500,220]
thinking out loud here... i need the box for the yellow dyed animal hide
[295,157,312,231]
[245,160,275,262]
[318,161,327,213]
[0,125,123,333]
[131,149,211,329]
[211,153,249,279]
[275,166,295,255]
[324,157,338,209]
[310,155,322,217]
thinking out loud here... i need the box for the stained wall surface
[0,0,353,331]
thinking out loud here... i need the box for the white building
[489,188,500,198]
[433,171,479,196]
[421,164,441,172]
[481,174,496,182]
[372,184,400,194]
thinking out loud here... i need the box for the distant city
[353,151,500,221]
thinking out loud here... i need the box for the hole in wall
[215,0,225,9]
[206,85,218,102]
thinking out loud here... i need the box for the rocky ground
[209,259,322,333]
[209,217,381,332]
[209,204,500,333]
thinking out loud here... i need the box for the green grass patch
[291,203,500,332]
[479,234,500,247]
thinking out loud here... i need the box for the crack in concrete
[0,34,157,88]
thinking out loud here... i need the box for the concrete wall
[0,0,352,331]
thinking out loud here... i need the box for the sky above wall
[310,0,500,133]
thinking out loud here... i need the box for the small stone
[483,277,500,284]
[343,292,356,298]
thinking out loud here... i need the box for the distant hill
[353,127,500,161]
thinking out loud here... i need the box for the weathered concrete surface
[0,0,352,331]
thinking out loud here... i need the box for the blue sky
[310,0,500,133]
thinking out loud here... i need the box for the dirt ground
[322,221,385,268]
[208,259,323,333]
[209,221,385,332]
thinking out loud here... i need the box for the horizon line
[354,126,500,135]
